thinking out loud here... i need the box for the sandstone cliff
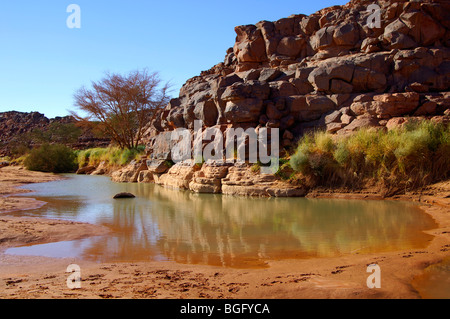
[144,0,449,145]
[119,0,450,196]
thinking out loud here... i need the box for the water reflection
[7,175,437,268]
[412,257,450,299]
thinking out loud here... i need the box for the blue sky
[0,0,347,118]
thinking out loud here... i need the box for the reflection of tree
[13,176,437,267]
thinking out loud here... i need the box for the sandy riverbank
[0,165,449,299]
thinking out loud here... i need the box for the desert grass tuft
[290,119,450,193]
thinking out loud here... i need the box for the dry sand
[0,165,449,299]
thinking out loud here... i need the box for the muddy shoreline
[0,166,449,299]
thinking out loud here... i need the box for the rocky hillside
[0,111,110,156]
[114,0,450,196]
[144,0,449,146]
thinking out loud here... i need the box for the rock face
[134,0,450,196]
[142,0,449,149]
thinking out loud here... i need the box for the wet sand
[0,166,449,299]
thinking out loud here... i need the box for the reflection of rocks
[71,176,435,267]
[143,187,435,267]
[146,159,170,174]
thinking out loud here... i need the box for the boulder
[113,193,135,199]
[307,61,354,92]
[194,100,218,127]
[147,131,174,160]
[350,92,420,118]
[224,98,264,123]
[258,68,282,82]
[146,159,171,174]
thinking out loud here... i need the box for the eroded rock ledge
[112,159,306,197]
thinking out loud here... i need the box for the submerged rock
[113,192,136,199]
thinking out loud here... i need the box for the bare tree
[72,69,171,149]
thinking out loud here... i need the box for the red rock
[234,25,268,63]
[338,116,379,134]
[333,23,359,47]
[224,98,264,123]
[414,101,437,116]
[311,26,335,50]
[351,92,420,118]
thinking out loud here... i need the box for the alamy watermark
[367,264,381,289]
[66,4,81,29]
[66,264,81,289]
[367,4,381,29]
[169,120,279,174]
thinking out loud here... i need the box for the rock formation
[0,111,111,156]
[120,0,450,196]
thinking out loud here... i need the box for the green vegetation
[290,120,450,194]
[24,144,78,173]
[9,122,82,157]
[22,142,145,173]
[76,145,145,168]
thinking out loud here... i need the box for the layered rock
[221,163,306,197]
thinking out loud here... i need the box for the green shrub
[76,146,145,168]
[289,120,450,190]
[24,144,78,173]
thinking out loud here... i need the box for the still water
[6,175,437,268]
